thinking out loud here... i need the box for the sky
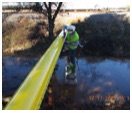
[1,0,130,9]
[66,0,130,9]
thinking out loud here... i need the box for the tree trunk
[48,18,54,40]
[47,2,54,40]
[44,2,62,40]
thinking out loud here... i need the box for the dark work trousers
[68,49,76,67]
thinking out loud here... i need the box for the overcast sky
[65,0,130,9]
[1,0,130,9]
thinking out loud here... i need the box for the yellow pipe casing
[4,30,66,110]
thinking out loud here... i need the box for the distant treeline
[2,3,129,13]
[2,3,42,12]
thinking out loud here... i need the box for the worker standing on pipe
[63,25,80,75]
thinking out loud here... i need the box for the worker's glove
[62,25,67,31]
[62,25,67,38]
[79,44,83,48]
[63,32,66,38]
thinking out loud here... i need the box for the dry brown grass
[2,12,130,57]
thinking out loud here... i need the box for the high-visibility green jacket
[67,31,79,50]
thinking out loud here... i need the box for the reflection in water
[41,57,130,110]
[2,57,39,97]
[2,56,130,109]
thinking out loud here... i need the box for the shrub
[72,13,130,57]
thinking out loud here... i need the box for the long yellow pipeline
[4,30,66,110]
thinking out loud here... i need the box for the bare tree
[32,2,63,40]
[42,2,63,40]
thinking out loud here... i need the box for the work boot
[71,66,76,75]
[68,63,76,75]
[67,66,72,75]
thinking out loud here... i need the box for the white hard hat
[67,25,76,32]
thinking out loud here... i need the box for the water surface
[2,56,130,109]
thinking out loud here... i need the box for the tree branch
[48,2,52,18]
[43,2,48,10]
[53,2,62,21]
